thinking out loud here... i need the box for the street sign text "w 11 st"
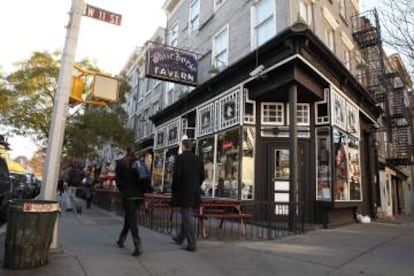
[84,4,122,26]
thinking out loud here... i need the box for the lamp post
[41,0,84,249]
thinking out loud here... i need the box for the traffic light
[69,76,84,105]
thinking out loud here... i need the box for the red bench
[197,199,252,238]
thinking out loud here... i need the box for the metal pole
[41,0,84,200]
[41,0,84,249]
[289,83,298,231]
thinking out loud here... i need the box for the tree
[375,0,414,75]
[1,51,134,160]
[0,52,59,141]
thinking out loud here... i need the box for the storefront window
[316,128,331,200]
[163,147,178,193]
[152,151,164,192]
[333,128,362,201]
[348,137,362,200]
[241,127,255,200]
[216,128,240,199]
[198,136,215,196]
[334,129,348,200]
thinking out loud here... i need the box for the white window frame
[212,24,229,70]
[344,48,351,70]
[250,0,276,50]
[325,29,335,52]
[261,102,284,126]
[169,21,178,47]
[299,1,312,25]
[339,0,346,19]
[286,103,311,126]
[214,0,226,12]
[189,0,200,33]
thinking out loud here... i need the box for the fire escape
[352,9,413,166]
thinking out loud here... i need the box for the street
[0,202,413,276]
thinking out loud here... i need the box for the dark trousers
[119,198,141,244]
[177,207,196,248]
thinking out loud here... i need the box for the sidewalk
[1,198,413,276]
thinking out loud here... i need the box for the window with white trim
[169,21,178,47]
[212,25,229,70]
[325,29,335,52]
[344,48,351,70]
[252,0,276,48]
[261,103,284,125]
[286,103,311,125]
[297,104,310,125]
[339,0,346,19]
[166,82,175,105]
[299,1,312,25]
[214,0,226,11]
[190,0,200,33]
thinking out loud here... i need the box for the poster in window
[201,112,211,130]
[168,126,177,142]
[316,128,331,201]
[157,130,164,148]
[223,101,235,121]
[348,146,362,200]
[332,91,346,130]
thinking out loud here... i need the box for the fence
[136,201,304,241]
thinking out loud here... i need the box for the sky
[0,0,166,159]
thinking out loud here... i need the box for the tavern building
[121,0,414,227]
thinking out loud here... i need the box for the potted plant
[208,64,219,75]
[356,61,367,70]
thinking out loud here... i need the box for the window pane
[152,151,164,192]
[216,128,240,199]
[242,127,255,200]
[275,149,289,179]
[316,128,331,201]
[199,136,215,197]
[256,17,275,46]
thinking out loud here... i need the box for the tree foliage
[0,51,134,160]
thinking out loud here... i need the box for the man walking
[171,140,205,251]
[115,145,144,256]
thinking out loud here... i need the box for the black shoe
[132,247,142,256]
[184,246,196,252]
[116,240,124,248]
[172,236,183,245]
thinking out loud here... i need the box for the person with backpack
[115,145,144,256]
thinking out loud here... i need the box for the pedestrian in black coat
[115,145,144,256]
[171,140,205,251]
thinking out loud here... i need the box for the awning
[7,160,27,174]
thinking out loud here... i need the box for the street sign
[84,4,122,26]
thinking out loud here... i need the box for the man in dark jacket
[171,140,205,251]
[115,146,144,256]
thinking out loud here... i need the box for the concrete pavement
[0,198,413,276]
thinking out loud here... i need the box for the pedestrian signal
[69,76,84,105]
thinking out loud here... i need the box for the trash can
[3,199,60,269]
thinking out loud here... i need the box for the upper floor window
[152,101,160,114]
[214,0,226,11]
[190,0,200,33]
[261,103,284,125]
[325,29,335,52]
[212,25,229,70]
[344,48,351,70]
[339,0,346,19]
[169,21,178,47]
[252,0,276,49]
[299,1,312,25]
